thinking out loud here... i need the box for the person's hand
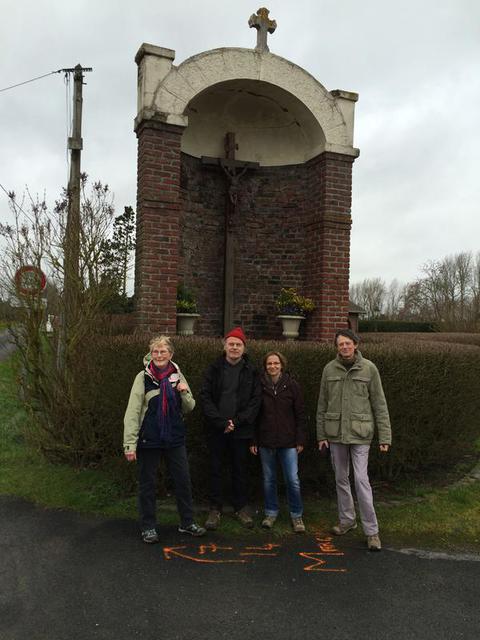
[296,445,304,454]
[379,444,390,453]
[250,445,258,455]
[125,451,137,462]
[177,382,188,393]
[224,419,235,434]
[318,440,329,451]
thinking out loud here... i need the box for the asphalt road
[1,496,479,640]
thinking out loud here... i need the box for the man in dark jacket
[200,327,261,529]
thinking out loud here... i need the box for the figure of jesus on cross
[202,133,259,332]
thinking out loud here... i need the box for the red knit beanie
[224,327,247,344]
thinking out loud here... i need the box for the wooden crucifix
[202,133,259,333]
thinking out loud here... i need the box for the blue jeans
[259,447,303,518]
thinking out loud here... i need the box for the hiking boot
[235,507,254,529]
[367,534,382,552]
[178,522,207,537]
[292,516,306,533]
[141,528,159,544]
[205,509,221,530]
[331,521,358,536]
[261,515,277,529]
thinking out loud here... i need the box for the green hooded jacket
[316,351,392,445]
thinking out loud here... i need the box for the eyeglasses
[151,349,170,356]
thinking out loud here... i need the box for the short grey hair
[149,335,174,354]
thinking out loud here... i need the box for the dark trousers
[207,432,249,512]
[137,445,194,530]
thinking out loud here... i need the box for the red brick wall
[134,120,183,333]
[179,155,310,338]
[135,124,355,341]
[304,153,354,341]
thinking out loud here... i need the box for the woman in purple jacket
[250,351,306,533]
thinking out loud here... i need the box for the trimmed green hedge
[361,332,480,347]
[26,334,480,498]
[359,320,437,332]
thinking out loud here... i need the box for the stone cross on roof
[248,7,277,53]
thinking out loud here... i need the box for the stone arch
[136,46,358,161]
[182,78,325,166]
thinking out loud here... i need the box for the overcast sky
[1,0,479,287]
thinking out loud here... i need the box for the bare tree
[384,278,404,319]
[350,278,387,319]
[0,176,132,464]
[351,252,479,330]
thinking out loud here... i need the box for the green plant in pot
[275,287,315,340]
[275,287,315,317]
[176,284,198,313]
[176,284,200,335]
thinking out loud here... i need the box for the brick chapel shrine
[133,8,359,341]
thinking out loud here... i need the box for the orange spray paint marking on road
[163,534,348,571]
[298,534,347,572]
[240,543,280,557]
[163,546,247,564]
[299,552,347,572]
[198,543,233,555]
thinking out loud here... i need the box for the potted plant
[275,287,315,340]
[176,284,200,336]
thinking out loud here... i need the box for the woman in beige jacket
[124,335,205,544]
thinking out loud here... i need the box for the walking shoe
[331,521,358,536]
[292,516,306,533]
[367,534,382,552]
[178,522,207,537]
[261,515,277,529]
[205,509,221,530]
[235,507,254,528]
[141,528,159,544]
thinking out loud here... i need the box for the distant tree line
[350,251,480,331]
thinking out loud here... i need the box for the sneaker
[261,515,277,529]
[367,534,382,552]
[178,522,207,537]
[331,521,358,536]
[205,509,221,530]
[141,528,159,544]
[292,516,306,533]
[235,507,254,529]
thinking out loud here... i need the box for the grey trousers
[329,443,379,536]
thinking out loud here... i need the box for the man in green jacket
[316,329,391,551]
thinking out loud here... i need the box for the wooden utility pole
[59,64,92,365]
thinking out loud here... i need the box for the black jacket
[200,354,261,439]
[255,373,306,448]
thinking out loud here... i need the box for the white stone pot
[176,313,200,336]
[277,314,305,340]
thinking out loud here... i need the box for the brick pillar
[134,120,184,333]
[305,152,354,342]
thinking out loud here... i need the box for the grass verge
[1,354,479,551]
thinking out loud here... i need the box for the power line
[0,70,63,93]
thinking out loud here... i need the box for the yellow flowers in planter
[275,287,315,316]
